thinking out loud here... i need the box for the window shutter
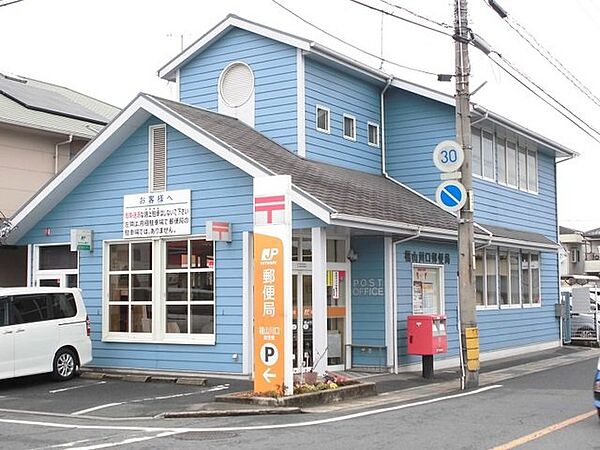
[150,125,166,192]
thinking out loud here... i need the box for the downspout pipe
[391,227,422,374]
[55,134,73,174]
[381,77,393,177]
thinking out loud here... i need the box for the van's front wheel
[52,348,78,381]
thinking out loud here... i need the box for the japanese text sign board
[123,190,190,238]
[206,221,232,242]
[253,175,293,395]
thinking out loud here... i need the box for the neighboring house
[559,226,600,283]
[0,73,119,286]
[3,15,577,376]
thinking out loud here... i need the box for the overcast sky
[1,0,598,230]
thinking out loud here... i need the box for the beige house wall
[0,124,88,217]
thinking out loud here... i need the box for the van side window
[0,297,8,327]
[11,294,51,324]
[51,293,77,319]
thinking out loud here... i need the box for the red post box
[407,314,448,355]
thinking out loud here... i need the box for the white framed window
[149,124,167,193]
[343,114,356,141]
[368,122,380,147]
[482,130,495,180]
[475,248,498,308]
[471,128,538,194]
[316,105,330,133]
[165,238,215,336]
[107,241,153,334]
[571,249,581,263]
[33,244,79,288]
[506,141,518,187]
[496,137,506,185]
[472,128,482,177]
[477,246,541,309]
[103,237,215,343]
[412,265,445,315]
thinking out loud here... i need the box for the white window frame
[475,248,499,310]
[472,128,483,178]
[342,114,356,141]
[367,121,380,148]
[315,105,330,134]
[481,129,496,182]
[411,264,445,315]
[163,237,216,343]
[471,127,539,195]
[102,236,216,345]
[33,243,79,288]
[522,252,541,308]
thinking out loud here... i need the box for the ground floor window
[476,247,541,309]
[104,237,215,343]
[34,244,78,288]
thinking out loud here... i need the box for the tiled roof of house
[0,73,119,138]
[584,227,600,238]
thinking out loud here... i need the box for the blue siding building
[4,15,577,380]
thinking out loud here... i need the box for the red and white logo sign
[206,221,232,242]
[254,195,286,226]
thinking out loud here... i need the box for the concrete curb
[160,407,302,418]
[80,370,207,386]
[215,382,377,408]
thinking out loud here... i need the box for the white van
[0,287,92,381]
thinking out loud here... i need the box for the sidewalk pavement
[160,345,600,417]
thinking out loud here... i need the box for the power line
[0,0,24,7]
[487,51,600,145]
[377,0,454,30]
[348,0,454,38]
[483,0,600,109]
[270,0,443,77]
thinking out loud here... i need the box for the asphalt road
[0,357,597,449]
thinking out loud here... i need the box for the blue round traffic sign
[435,180,467,212]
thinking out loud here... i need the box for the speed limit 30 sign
[433,140,464,173]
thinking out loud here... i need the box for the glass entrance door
[326,269,346,368]
[292,273,313,372]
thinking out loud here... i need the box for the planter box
[215,382,377,408]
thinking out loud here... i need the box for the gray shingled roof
[585,227,600,238]
[483,225,556,246]
[151,95,458,232]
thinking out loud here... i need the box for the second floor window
[472,128,538,193]
[316,105,330,133]
[368,122,380,147]
[343,114,356,140]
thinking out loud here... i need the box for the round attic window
[219,62,254,107]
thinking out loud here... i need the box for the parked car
[0,287,92,381]
[595,358,600,418]
[561,287,600,340]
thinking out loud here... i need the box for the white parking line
[69,384,229,416]
[72,403,124,416]
[49,382,107,394]
[71,431,184,450]
[0,385,502,433]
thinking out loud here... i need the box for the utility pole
[454,0,480,389]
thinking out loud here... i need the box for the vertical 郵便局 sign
[253,175,292,395]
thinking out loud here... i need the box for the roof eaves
[330,213,456,238]
[472,105,578,158]
[0,117,96,139]
[158,14,312,81]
